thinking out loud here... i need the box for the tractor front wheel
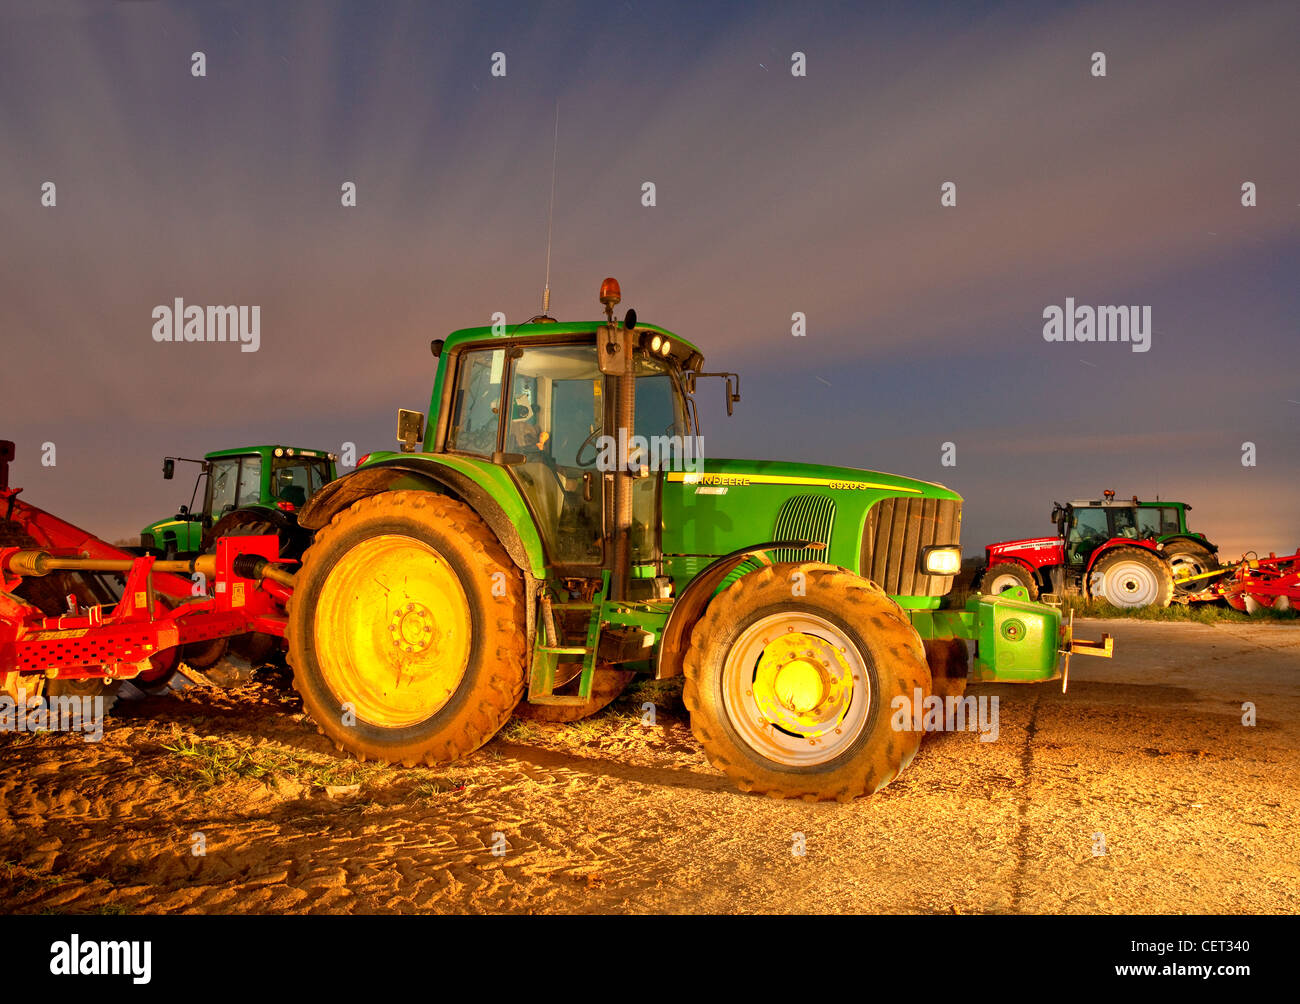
[287,491,526,767]
[683,563,931,802]
[1088,548,1174,609]
[979,562,1039,600]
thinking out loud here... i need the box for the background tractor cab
[141,445,338,559]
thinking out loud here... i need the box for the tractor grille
[771,495,836,563]
[861,497,962,596]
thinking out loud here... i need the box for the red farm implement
[1175,549,1300,615]
[1,440,294,704]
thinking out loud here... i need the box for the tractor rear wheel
[683,562,931,802]
[1088,547,1174,609]
[1164,541,1220,597]
[979,562,1039,600]
[287,491,526,767]
[514,666,636,723]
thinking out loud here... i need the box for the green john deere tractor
[288,278,1109,801]
[135,445,338,688]
[141,445,338,559]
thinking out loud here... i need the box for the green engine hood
[659,458,961,596]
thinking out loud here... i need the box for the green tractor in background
[288,279,1109,801]
[141,445,338,559]
[136,445,338,687]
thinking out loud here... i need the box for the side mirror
[397,409,426,453]
[163,458,175,480]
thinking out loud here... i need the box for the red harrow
[0,440,294,705]
[1174,548,1300,615]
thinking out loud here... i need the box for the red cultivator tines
[0,440,294,704]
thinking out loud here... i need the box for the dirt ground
[2,618,1297,915]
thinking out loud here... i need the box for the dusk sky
[1,0,1296,557]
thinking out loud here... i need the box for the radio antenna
[542,101,559,317]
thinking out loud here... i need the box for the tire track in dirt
[1009,691,1041,913]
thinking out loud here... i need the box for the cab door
[502,343,607,570]
[627,355,691,573]
[1066,507,1110,567]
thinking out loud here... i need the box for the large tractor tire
[924,637,969,701]
[287,491,527,767]
[181,516,294,688]
[682,562,931,802]
[979,562,1039,600]
[1088,547,1174,609]
[206,509,307,560]
[1163,541,1220,597]
[514,666,636,723]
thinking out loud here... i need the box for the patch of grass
[1062,596,1298,624]
[158,727,379,791]
[495,719,542,744]
[0,860,68,895]
[158,734,269,788]
[563,716,613,741]
[411,775,471,799]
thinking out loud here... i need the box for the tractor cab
[414,279,734,601]
[1052,491,1166,570]
[442,335,690,572]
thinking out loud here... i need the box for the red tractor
[980,492,1219,610]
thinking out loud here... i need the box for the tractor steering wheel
[575,427,603,468]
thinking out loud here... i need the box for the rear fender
[1083,538,1162,575]
[298,457,545,578]
[655,540,826,680]
[1159,533,1217,555]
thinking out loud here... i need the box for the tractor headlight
[921,546,961,576]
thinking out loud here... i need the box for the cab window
[447,349,506,456]
[209,459,239,515]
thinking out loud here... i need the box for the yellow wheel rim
[313,534,472,728]
[722,612,871,767]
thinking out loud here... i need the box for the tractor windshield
[1067,507,1109,564]
[272,456,330,507]
[446,348,507,457]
